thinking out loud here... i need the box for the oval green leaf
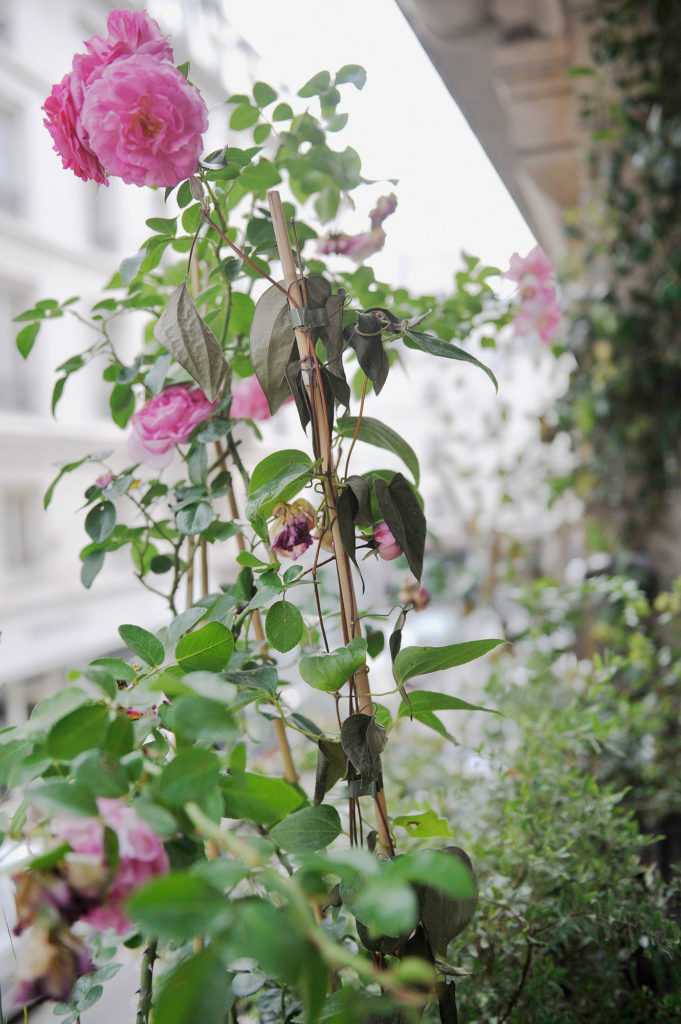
[299,638,367,693]
[265,601,304,653]
[118,624,165,667]
[175,622,234,673]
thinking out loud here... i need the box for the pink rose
[95,471,113,489]
[43,73,107,184]
[53,798,169,935]
[231,376,272,421]
[369,193,398,228]
[399,580,431,611]
[73,9,173,93]
[318,227,386,264]
[128,385,215,469]
[373,522,402,561]
[80,54,208,187]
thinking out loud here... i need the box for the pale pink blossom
[369,193,398,228]
[231,376,272,421]
[80,55,208,187]
[399,580,431,611]
[373,522,402,561]
[318,227,386,264]
[506,245,554,287]
[128,385,215,469]
[95,471,113,489]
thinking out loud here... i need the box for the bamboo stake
[267,190,393,853]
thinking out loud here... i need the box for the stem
[135,939,157,1024]
[214,440,299,785]
[268,191,394,856]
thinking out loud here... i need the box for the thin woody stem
[267,190,394,856]
[135,939,157,1024]
[214,440,299,785]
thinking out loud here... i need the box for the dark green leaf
[375,472,425,580]
[398,690,497,718]
[127,874,230,940]
[154,950,233,1024]
[249,281,295,414]
[81,550,105,589]
[47,705,110,761]
[246,449,312,520]
[337,416,420,485]
[110,383,135,428]
[16,322,40,358]
[403,329,498,392]
[253,81,278,107]
[272,102,293,121]
[154,285,227,401]
[230,104,260,130]
[31,781,98,817]
[298,71,332,97]
[340,713,386,784]
[159,749,221,806]
[335,64,367,90]
[85,500,116,543]
[176,501,215,536]
[313,740,347,804]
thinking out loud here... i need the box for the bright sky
[225,0,535,293]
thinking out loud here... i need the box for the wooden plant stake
[268,189,393,855]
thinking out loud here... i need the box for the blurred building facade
[0,0,261,724]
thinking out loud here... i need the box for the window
[0,105,22,214]
[0,285,31,411]
[0,490,39,570]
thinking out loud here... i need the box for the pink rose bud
[128,385,215,469]
[369,193,398,228]
[373,522,402,561]
[80,55,208,187]
[231,376,272,421]
[95,471,113,489]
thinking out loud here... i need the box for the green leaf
[393,810,453,838]
[176,622,234,672]
[128,873,230,940]
[159,749,221,807]
[393,639,504,688]
[81,550,105,589]
[176,501,215,535]
[230,104,260,130]
[154,951,233,1024]
[74,750,129,797]
[227,899,307,985]
[335,64,367,90]
[265,601,304,653]
[172,696,235,743]
[387,848,476,901]
[239,159,281,193]
[298,71,332,97]
[146,216,177,235]
[31,781,98,817]
[337,416,420,485]
[403,329,498,392]
[43,456,90,509]
[272,102,294,121]
[398,691,497,718]
[253,81,278,107]
[16,322,40,358]
[47,705,110,761]
[270,804,341,853]
[246,449,312,520]
[299,638,367,693]
[222,772,305,826]
[110,383,135,428]
[90,657,135,682]
[228,292,256,335]
[249,282,295,415]
[352,879,417,938]
[154,285,227,402]
[85,500,116,543]
[118,624,165,667]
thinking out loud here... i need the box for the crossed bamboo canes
[268,190,393,856]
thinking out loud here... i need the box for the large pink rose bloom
[129,385,215,469]
[43,73,108,184]
[231,376,272,421]
[54,798,168,936]
[73,9,173,93]
[81,54,208,187]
